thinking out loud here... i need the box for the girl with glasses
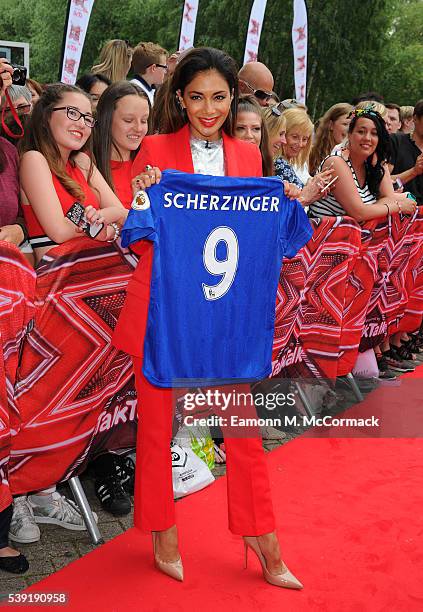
[6,84,128,547]
[20,83,126,263]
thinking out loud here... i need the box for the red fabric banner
[272,217,361,380]
[359,211,420,352]
[9,237,137,495]
[395,209,423,334]
[337,219,389,376]
[0,242,35,511]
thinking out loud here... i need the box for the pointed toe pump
[152,532,184,582]
[243,536,303,589]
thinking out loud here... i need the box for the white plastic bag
[171,443,214,499]
[352,349,379,378]
[173,424,215,470]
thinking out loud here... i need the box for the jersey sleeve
[121,190,158,248]
[280,197,314,258]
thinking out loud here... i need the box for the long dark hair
[161,47,238,136]
[348,108,392,196]
[21,83,93,201]
[93,81,150,193]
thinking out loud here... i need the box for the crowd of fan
[0,38,422,575]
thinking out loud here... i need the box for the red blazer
[113,124,262,357]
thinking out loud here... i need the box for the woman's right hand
[300,167,334,205]
[0,59,13,95]
[131,166,162,195]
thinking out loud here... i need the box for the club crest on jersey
[132,190,151,210]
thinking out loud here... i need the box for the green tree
[0,0,421,117]
[376,0,423,105]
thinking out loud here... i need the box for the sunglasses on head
[278,99,300,110]
[240,80,272,101]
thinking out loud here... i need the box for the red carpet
[24,367,423,612]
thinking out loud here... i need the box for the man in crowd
[390,99,423,205]
[238,61,274,107]
[130,41,168,106]
[385,103,401,134]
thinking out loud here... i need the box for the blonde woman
[309,103,353,175]
[272,107,333,205]
[279,108,313,183]
[91,39,133,83]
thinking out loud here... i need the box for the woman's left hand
[74,205,108,241]
[0,224,25,246]
[132,165,162,195]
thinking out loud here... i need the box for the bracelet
[106,222,120,242]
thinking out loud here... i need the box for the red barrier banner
[359,211,420,351]
[396,209,423,334]
[0,242,35,511]
[337,219,388,376]
[272,217,361,380]
[9,237,137,495]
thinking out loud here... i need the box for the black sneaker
[376,355,396,380]
[94,473,131,516]
[93,454,131,516]
[115,454,135,496]
[388,346,416,371]
[395,343,417,361]
[382,348,415,373]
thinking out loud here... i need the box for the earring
[175,94,184,109]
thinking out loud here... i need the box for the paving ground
[0,374,400,596]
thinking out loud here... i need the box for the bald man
[238,62,274,107]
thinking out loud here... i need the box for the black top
[390,132,423,204]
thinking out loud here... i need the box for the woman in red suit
[113,47,302,589]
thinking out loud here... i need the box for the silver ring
[145,164,153,172]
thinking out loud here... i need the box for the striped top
[309,152,376,218]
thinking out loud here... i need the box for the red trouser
[132,356,276,535]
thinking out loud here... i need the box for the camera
[11,64,27,86]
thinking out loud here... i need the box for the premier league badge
[132,190,151,210]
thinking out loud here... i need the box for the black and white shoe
[93,454,132,516]
[115,454,135,496]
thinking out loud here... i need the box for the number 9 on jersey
[202,226,239,301]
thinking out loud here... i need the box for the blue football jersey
[122,170,313,387]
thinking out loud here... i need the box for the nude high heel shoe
[243,536,303,589]
[152,531,184,582]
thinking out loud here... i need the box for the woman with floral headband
[308,106,416,220]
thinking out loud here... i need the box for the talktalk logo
[272,346,305,375]
[95,399,137,433]
[362,321,387,338]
